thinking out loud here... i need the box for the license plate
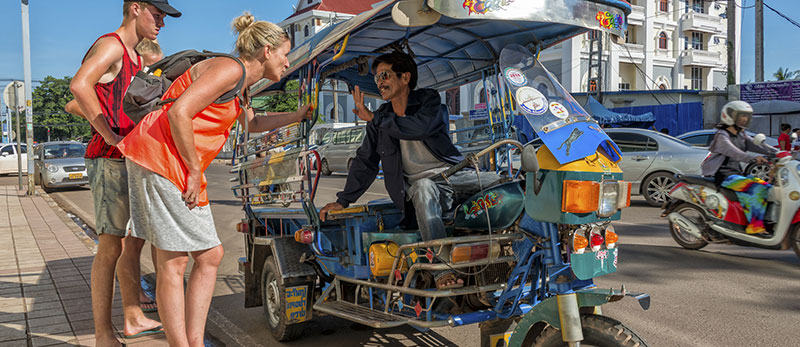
[69,173,83,179]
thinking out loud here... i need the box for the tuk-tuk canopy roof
[253,0,631,96]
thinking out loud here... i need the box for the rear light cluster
[450,241,501,264]
[571,224,618,254]
[562,180,631,217]
[294,228,315,244]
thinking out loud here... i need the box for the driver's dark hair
[781,123,791,131]
[372,51,418,90]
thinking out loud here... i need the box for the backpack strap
[156,51,248,110]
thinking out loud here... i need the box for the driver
[701,100,777,234]
[318,51,501,289]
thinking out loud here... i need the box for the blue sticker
[515,86,548,115]
[504,67,527,87]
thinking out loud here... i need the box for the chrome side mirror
[753,133,766,147]
[521,144,539,173]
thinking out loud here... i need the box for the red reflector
[236,222,248,233]
[590,233,604,248]
[470,244,489,261]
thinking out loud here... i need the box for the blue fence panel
[610,102,702,136]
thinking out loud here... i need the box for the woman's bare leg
[156,248,190,347]
[185,245,224,347]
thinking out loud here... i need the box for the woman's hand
[755,156,769,164]
[295,103,314,122]
[183,169,202,210]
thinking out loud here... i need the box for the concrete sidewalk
[0,185,168,346]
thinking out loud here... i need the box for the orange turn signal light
[294,229,314,244]
[605,228,619,248]
[451,242,500,263]
[572,233,589,254]
[562,180,599,213]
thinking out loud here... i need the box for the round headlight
[45,164,58,173]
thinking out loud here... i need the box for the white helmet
[720,100,754,128]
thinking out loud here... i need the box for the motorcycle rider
[701,100,778,234]
[701,100,775,185]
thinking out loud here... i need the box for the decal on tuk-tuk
[463,191,503,220]
[285,285,309,323]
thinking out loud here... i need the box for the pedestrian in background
[116,12,312,346]
[67,1,181,345]
[778,123,792,151]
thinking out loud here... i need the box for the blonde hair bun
[232,12,256,33]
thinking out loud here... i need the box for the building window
[683,0,690,13]
[691,32,704,50]
[619,83,631,91]
[693,0,705,14]
[304,25,309,37]
[658,32,668,49]
[659,0,668,12]
[691,67,703,90]
[445,87,460,115]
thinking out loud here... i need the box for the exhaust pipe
[667,212,703,239]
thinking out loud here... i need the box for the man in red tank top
[68,1,180,345]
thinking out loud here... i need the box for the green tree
[251,79,300,113]
[31,76,91,142]
[773,67,799,81]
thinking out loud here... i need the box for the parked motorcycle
[664,136,800,258]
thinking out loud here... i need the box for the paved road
[4,166,800,347]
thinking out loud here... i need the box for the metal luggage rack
[313,233,530,328]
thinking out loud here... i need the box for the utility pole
[726,0,737,86]
[21,0,35,195]
[755,0,764,82]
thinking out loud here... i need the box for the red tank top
[117,67,242,206]
[84,33,141,159]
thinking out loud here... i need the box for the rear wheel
[261,256,303,341]
[530,314,648,347]
[642,172,676,207]
[668,203,708,250]
[320,159,332,176]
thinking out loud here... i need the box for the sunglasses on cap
[374,70,401,84]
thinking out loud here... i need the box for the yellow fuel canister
[369,241,408,277]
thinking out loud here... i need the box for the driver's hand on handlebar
[319,202,344,221]
[755,156,769,164]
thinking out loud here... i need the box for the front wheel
[261,256,303,341]
[531,314,648,347]
[668,203,708,250]
[790,224,800,259]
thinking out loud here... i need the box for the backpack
[123,49,247,124]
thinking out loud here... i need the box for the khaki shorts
[86,158,129,237]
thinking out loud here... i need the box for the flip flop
[123,325,163,339]
[140,300,158,313]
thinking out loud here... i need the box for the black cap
[140,0,182,18]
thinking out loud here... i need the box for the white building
[538,0,741,94]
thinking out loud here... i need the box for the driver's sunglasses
[374,70,400,84]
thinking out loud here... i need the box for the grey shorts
[86,158,130,237]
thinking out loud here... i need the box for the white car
[0,143,28,175]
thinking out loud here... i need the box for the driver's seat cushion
[676,174,739,203]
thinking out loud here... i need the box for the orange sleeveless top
[117,69,242,206]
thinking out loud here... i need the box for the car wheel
[643,172,676,207]
[746,163,771,182]
[320,159,332,176]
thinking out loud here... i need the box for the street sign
[3,81,25,112]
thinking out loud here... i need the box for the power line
[763,1,800,30]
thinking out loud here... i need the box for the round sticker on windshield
[549,101,569,119]
[504,67,527,87]
[516,87,548,115]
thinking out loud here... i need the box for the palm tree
[773,67,798,81]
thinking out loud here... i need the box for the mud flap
[479,317,516,347]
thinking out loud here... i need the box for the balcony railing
[680,49,722,68]
[680,12,724,34]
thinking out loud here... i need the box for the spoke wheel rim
[647,175,675,204]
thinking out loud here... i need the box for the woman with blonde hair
[116,12,310,346]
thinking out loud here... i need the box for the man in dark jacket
[318,52,499,288]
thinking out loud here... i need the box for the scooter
[663,136,800,258]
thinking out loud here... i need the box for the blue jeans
[406,171,502,241]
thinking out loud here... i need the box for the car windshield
[44,144,85,159]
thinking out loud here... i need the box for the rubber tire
[531,314,648,347]
[261,256,303,342]
[320,159,332,176]
[668,203,709,250]
[40,175,53,193]
[642,172,676,207]
[791,224,800,260]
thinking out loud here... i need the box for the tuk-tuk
[231,1,650,345]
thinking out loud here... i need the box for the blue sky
[0,0,798,85]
